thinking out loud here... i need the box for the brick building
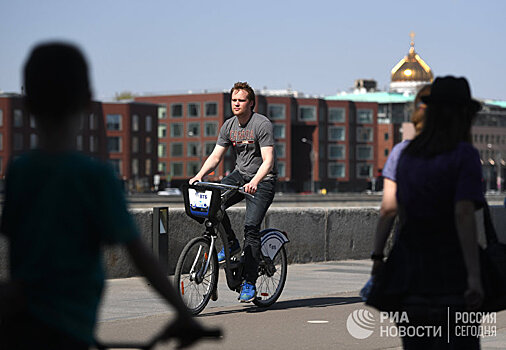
[136,91,378,192]
[102,102,158,192]
[0,94,158,192]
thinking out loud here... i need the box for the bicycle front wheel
[253,246,288,308]
[174,236,218,315]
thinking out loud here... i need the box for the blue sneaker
[239,282,257,303]
[217,239,241,263]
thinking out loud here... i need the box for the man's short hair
[24,42,91,119]
[230,82,255,111]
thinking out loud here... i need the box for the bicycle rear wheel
[174,236,218,315]
[253,246,287,307]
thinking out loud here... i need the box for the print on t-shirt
[230,129,255,146]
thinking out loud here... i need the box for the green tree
[114,91,136,101]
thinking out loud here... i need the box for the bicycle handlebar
[95,326,222,350]
[191,181,255,199]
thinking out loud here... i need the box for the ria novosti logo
[346,309,375,339]
[346,308,497,340]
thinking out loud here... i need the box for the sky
[1,0,505,101]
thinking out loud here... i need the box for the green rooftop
[485,100,506,109]
[326,92,506,109]
[325,91,414,104]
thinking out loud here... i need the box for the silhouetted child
[0,42,208,349]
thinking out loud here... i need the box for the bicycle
[175,181,289,315]
[94,321,222,349]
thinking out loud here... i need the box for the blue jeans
[221,170,276,284]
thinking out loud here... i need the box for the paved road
[96,260,506,349]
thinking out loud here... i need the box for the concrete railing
[1,206,505,279]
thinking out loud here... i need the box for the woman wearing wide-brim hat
[367,76,484,349]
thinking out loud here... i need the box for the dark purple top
[397,141,484,220]
[379,142,485,297]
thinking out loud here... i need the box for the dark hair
[404,103,476,157]
[230,81,255,111]
[24,42,91,119]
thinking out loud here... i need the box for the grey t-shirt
[217,112,277,179]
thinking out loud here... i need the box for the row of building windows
[76,135,99,152]
[326,163,375,178]
[106,136,156,154]
[106,114,153,132]
[269,105,345,122]
[8,110,104,132]
[161,142,214,158]
[158,162,369,180]
[473,133,506,146]
[165,102,219,119]
[162,122,292,140]
[160,141,372,161]
[159,141,292,160]
[8,134,160,154]
[4,109,37,129]
[158,160,288,178]
[2,132,371,161]
[9,133,39,151]
[161,102,373,124]
[327,126,375,142]
[268,105,372,124]
[1,108,370,141]
[319,127,374,142]
[109,158,154,177]
[272,106,372,123]
[5,110,154,134]
[15,107,506,147]
[163,122,219,138]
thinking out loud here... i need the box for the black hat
[421,76,481,111]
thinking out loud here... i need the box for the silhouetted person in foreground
[367,76,484,349]
[0,42,210,349]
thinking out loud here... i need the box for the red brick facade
[136,92,380,192]
[0,95,158,191]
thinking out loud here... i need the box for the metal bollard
[152,207,169,273]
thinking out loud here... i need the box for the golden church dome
[391,32,433,84]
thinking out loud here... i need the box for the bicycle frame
[201,186,245,292]
[182,182,289,294]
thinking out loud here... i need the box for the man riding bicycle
[189,82,277,303]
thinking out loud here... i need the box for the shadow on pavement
[199,295,362,318]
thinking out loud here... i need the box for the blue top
[382,140,410,182]
[1,151,140,344]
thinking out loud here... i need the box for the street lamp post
[301,137,315,193]
[188,131,203,174]
[497,151,502,192]
[487,143,493,192]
